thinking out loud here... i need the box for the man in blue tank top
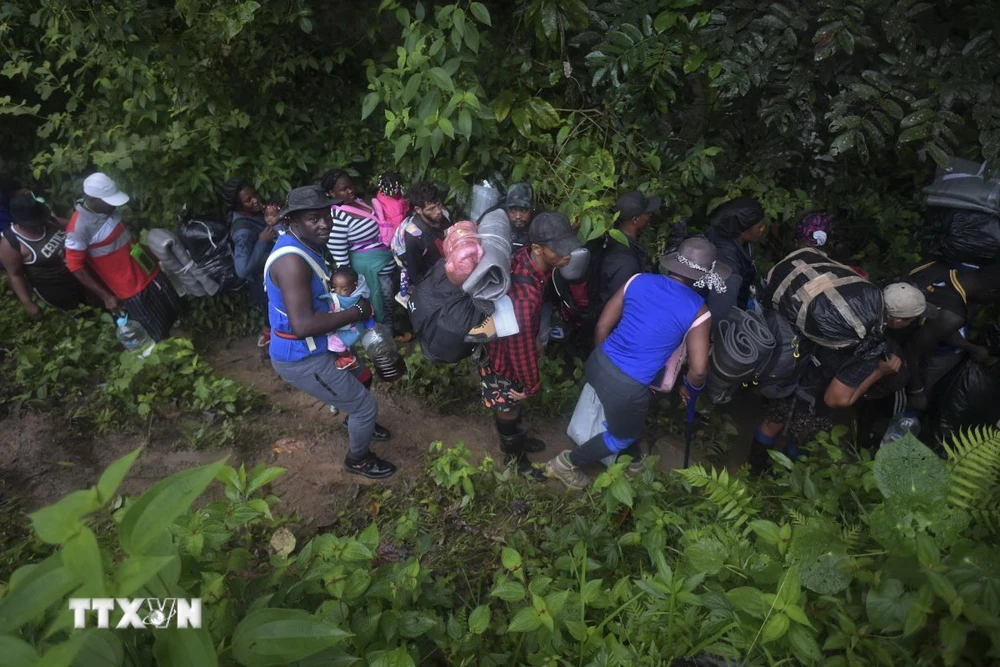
[547,238,729,489]
[265,186,396,480]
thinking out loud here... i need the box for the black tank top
[2,223,71,287]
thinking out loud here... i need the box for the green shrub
[3,429,999,666]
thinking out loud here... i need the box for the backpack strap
[335,203,379,222]
[264,245,332,352]
[687,310,711,332]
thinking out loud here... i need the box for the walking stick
[683,396,697,469]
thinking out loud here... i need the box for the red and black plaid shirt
[487,248,549,395]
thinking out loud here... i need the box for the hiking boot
[546,451,591,490]
[342,418,391,441]
[344,452,396,480]
[464,315,497,343]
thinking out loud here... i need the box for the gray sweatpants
[568,347,648,466]
[272,354,378,461]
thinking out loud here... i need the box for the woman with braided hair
[220,176,280,346]
[321,169,396,325]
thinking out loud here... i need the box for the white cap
[883,282,939,319]
[83,172,130,207]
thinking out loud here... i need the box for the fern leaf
[945,427,1000,511]
[679,464,758,534]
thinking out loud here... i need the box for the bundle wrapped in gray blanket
[463,207,513,301]
[147,228,220,297]
[706,307,776,404]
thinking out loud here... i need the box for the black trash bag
[929,359,1000,446]
[755,310,817,400]
[408,260,486,364]
[920,207,1000,266]
[176,212,242,291]
[762,248,885,354]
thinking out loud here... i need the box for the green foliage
[4,431,1000,665]
[0,281,260,442]
[3,0,997,282]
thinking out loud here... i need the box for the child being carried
[324,266,370,371]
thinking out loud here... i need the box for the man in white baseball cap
[65,172,182,340]
[883,282,939,328]
[83,172,130,208]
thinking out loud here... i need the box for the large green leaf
[873,434,949,504]
[70,630,123,667]
[0,554,79,633]
[787,518,852,595]
[468,605,490,634]
[685,538,727,575]
[96,447,143,503]
[120,458,227,555]
[62,528,105,597]
[152,628,218,667]
[0,635,40,667]
[114,555,177,597]
[35,631,92,667]
[231,608,350,666]
[29,489,101,545]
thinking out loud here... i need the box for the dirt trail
[2,337,753,524]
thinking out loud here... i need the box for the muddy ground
[1,337,759,525]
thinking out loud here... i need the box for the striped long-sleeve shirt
[325,199,388,269]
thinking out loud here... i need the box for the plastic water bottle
[881,411,920,445]
[115,315,155,357]
[361,320,406,382]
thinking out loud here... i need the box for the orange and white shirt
[65,204,157,299]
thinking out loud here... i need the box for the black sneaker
[342,419,391,441]
[345,453,397,479]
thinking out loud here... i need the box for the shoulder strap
[336,203,378,222]
[1,225,19,251]
[370,198,385,222]
[264,244,331,285]
[687,310,711,332]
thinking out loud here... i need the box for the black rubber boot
[499,432,545,482]
[517,426,546,454]
[747,436,772,479]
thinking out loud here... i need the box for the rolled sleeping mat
[146,228,215,297]
[464,207,513,301]
[706,307,776,404]
[557,247,590,282]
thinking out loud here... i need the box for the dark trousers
[123,273,183,341]
[569,347,648,466]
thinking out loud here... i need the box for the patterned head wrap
[794,212,834,247]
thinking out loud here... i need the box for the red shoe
[257,327,271,347]
[335,354,360,371]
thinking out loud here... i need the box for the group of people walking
[1,168,997,486]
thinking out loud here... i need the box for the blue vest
[602,274,705,385]
[265,233,331,362]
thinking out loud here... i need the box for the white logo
[69,598,202,629]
